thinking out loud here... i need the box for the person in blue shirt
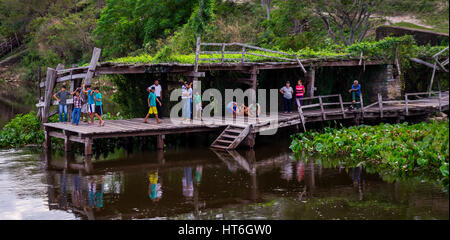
[93,87,105,126]
[82,84,96,124]
[348,80,361,110]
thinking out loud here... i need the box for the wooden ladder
[210,125,250,150]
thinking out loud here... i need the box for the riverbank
[290,120,449,191]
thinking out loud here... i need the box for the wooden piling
[157,135,165,150]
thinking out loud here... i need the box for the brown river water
[0,139,448,220]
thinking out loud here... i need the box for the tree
[261,0,272,20]
[313,0,382,46]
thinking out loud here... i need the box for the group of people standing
[279,79,305,113]
[279,79,361,113]
[53,84,104,126]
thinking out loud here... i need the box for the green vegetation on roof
[107,35,448,65]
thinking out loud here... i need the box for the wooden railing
[295,90,448,121]
[194,37,307,73]
[0,33,23,58]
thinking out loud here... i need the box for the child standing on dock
[82,84,96,124]
[93,87,105,126]
[53,85,70,123]
[144,86,162,124]
[193,90,202,120]
[71,89,84,126]
[280,81,293,113]
[148,79,163,117]
[295,80,305,110]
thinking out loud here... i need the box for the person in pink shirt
[295,79,306,110]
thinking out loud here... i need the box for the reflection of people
[95,176,104,210]
[282,162,293,181]
[88,176,104,210]
[148,170,162,202]
[194,166,203,185]
[296,161,305,182]
[71,175,83,208]
[57,173,68,210]
[182,167,194,199]
[352,166,363,200]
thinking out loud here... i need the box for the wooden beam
[378,93,383,118]
[84,47,101,86]
[42,68,57,123]
[183,71,205,77]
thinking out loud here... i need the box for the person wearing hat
[280,81,294,113]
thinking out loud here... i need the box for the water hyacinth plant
[290,120,449,190]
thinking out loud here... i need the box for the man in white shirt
[148,79,163,116]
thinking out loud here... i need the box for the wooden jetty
[43,90,449,173]
[37,40,449,174]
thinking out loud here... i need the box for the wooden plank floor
[43,94,449,139]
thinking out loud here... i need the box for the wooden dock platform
[43,91,448,173]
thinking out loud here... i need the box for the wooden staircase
[210,125,250,150]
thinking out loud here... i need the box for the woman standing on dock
[295,80,305,111]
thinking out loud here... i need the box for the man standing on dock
[349,80,361,110]
[148,79,163,117]
[53,85,70,123]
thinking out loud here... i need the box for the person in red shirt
[295,79,306,110]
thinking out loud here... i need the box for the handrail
[197,38,307,73]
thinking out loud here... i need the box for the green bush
[0,112,44,148]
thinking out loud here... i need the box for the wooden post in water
[63,130,72,153]
[157,135,165,150]
[84,137,93,173]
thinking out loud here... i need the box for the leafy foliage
[0,112,44,148]
[290,121,449,190]
[94,0,197,58]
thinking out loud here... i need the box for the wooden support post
[84,47,101,86]
[84,137,93,173]
[250,67,258,106]
[63,130,72,152]
[242,46,246,63]
[194,36,201,73]
[307,68,315,98]
[157,135,165,150]
[221,43,225,63]
[405,95,409,116]
[339,94,346,118]
[42,68,57,123]
[318,96,326,120]
[44,128,51,153]
[378,93,383,118]
[360,93,365,119]
[438,91,442,112]
[428,62,437,97]
[242,131,256,149]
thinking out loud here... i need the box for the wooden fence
[194,37,307,74]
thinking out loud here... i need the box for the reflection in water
[0,146,448,220]
[149,170,162,202]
